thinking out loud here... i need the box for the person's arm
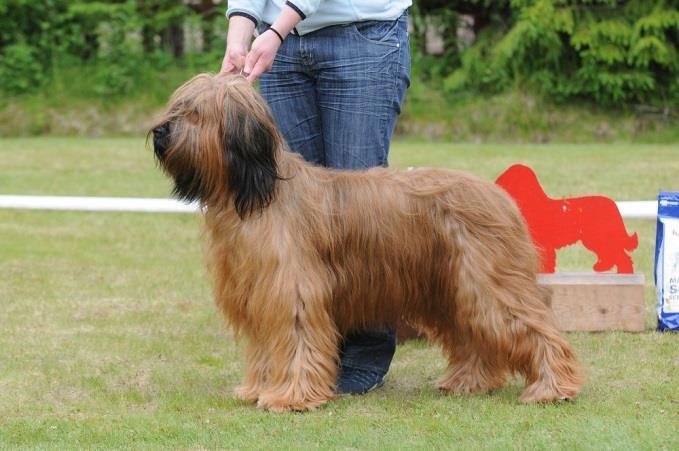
[242,4,304,82]
[220,1,266,74]
[221,16,256,74]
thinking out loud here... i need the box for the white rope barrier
[0,195,659,219]
[615,201,658,219]
[0,195,198,213]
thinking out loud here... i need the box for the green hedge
[419,0,679,105]
[1,1,677,107]
[0,0,218,97]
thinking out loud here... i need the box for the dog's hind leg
[514,323,584,403]
[254,272,340,412]
[433,270,511,395]
[592,257,615,272]
[437,341,508,395]
[598,250,633,273]
[502,286,585,403]
[614,252,634,273]
[466,286,583,403]
[449,247,583,402]
[585,236,634,273]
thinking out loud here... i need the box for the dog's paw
[519,383,579,403]
[437,371,506,395]
[437,380,503,395]
[256,394,329,413]
[234,385,260,403]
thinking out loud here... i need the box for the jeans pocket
[352,19,400,47]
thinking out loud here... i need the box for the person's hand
[220,42,247,75]
[243,30,282,83]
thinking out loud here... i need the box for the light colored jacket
[227,0,411,35]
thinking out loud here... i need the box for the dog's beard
[171,165,204,203]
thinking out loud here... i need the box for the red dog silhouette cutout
[496,164,638,274]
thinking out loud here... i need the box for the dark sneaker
[336,367,386,395]
[336,329,396,395]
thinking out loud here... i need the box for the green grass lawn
[1,138,678,449]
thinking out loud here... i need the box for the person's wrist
[227,40,248,53]
[266,26,285,44]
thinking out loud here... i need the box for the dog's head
[495,164,546,202]
[150,74,283,217]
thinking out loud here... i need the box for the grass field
[1,138,678,449]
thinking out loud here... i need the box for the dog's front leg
[234,339,271,403]
[254,274,340,412]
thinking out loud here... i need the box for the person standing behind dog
[220,0,411,395]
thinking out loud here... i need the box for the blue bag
[655,192,679,331]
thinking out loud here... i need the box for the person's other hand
[220,43,247,75]
[243,30,282,83]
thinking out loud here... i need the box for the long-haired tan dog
[151,74,584,412]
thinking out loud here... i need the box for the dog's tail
[625,232,639,251]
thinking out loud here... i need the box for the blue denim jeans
[260,11,410,168]
[259,11,410,392]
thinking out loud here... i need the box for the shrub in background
[0,0,205,99]
[0,44,47,95]
[433,0,679,105]
[1,0,677,110]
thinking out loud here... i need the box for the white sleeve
[226,0,267,25]
[284,0,323,19]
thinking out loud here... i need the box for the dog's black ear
[224,109,281,219]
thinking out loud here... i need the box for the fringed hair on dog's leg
[498,283,585,403]
[434,222,512,395]
[253,268,340,412]
[234,340,271,403]
[515,317,585,403]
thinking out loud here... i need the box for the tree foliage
[1,0,677,106]
[0,1,220,96]
[417,0,679,105]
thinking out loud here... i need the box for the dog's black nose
[153,122,172,160]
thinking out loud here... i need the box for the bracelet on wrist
[267,26,285,44]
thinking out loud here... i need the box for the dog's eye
[185,111,201,124]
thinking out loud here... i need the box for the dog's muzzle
[152,122,172,161]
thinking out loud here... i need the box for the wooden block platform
[538,273,645,332]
